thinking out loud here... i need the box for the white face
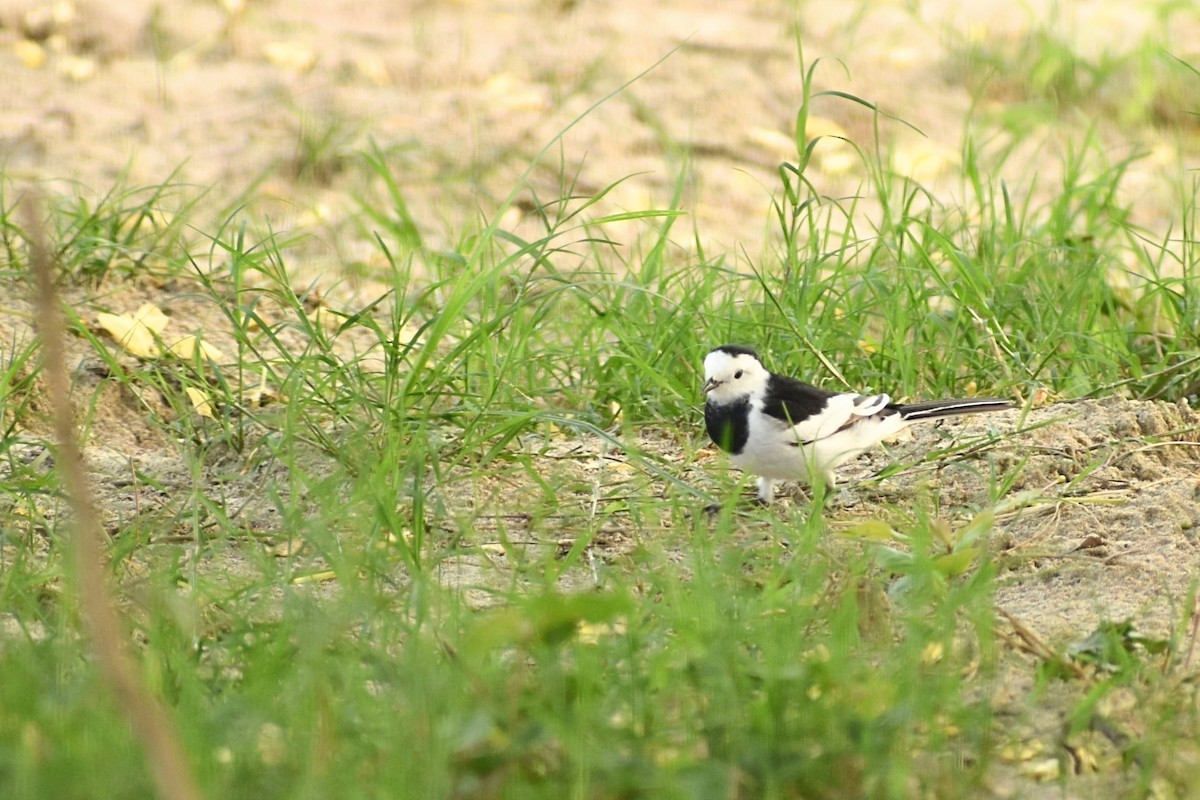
[702,349,769,404]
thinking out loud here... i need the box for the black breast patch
[705,398,750,455]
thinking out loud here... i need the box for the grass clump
[944,21,1200,132]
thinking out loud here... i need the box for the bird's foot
[703,495,772,516]
[826,487,859,509]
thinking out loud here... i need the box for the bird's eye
[734,370,744,379]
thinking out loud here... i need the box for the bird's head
[702,345,769,404]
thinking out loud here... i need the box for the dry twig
[24,195,203,800]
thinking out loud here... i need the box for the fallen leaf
[483,72,549,111]
[185,387,215,419]
[168,334,229,363]
[291,570,338,585]
[263,41,317,73]
[745,126,796,160]
[892,141,960,183]
[307,305,342,331]
[242,377,278,407]
[1019,758,1061,782]
[14,39,47,69]
[815,149,857,176]
[999,738,1044,762]
[354,53,390,86]
[577,619,626,645]
[804,115,847,139]
[270,539,305,558]
[57,54,96,82]
[96,303,169,357]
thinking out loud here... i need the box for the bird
[702,344,1013,505]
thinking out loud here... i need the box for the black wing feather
[760,374,838,426]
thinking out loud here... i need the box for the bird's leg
[829,488,860,508]
[815,471,862,508]
[702,478,775,514]
[756,477,775,505]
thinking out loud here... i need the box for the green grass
[942,9,1200,131]
[2,46,1200,800]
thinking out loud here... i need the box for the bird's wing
[802,391,894,442]
[761,376,894,443]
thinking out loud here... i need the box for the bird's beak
[702,377,720,395]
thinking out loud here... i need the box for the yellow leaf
[306,306,342,331]
[57,55,96,82]
[242,378,277,408]
[482,72,550,111]
[921,641,945,664]
[185,387,215,419]
[263,41,317,73]
[354,54,391,86]
[270,539,305,558]
[1020,758,1060,782]
[804,115,847,139]
[14,39,46,69]
[291,570,337,585]
[168,334,229,363]
[133,303,169,333]
[745,127,796,160]
[892,141,959,183]
[1000,739,1044,762]
[577,620,626,645]
[817,150,858,176]
[96,303,168,358]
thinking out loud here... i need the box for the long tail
[897,397,1013,422]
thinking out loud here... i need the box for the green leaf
[954,509,995,551]
[840,519,903,543]
[934,548,980,577]
[873,546,914,572]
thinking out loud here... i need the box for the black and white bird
[702,345,1012,504]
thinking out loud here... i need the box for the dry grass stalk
[23,195,204,800]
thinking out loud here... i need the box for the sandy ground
[4,0,1200,795]
[3,0,1197,281]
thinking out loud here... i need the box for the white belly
[730,402,909,486]
[730,407,814,481]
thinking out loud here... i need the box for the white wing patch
[849,392,891,415]
[788,392,893,444]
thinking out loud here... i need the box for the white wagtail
[702,344,1013,504]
